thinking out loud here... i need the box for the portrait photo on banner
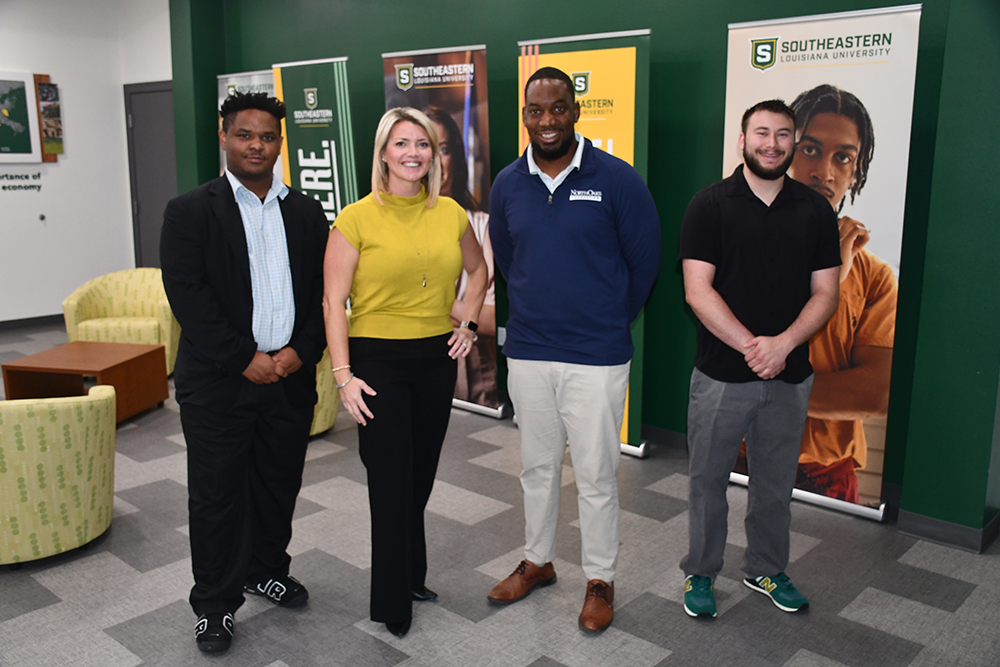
[382,47,499,410]
[723,7,921,509]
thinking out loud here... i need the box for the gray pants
[681,368,813,579]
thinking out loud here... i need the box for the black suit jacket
[160,176,329,409]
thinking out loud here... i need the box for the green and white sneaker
[683,575,717,618]
[744,573,809,612]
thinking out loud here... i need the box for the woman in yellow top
[323,107,487,638]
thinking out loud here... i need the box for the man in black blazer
[160,92,328,653]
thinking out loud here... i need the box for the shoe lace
[688,576,712,593]
[588,581,610,601]
[772,572,792,588]
[513,560,529,575]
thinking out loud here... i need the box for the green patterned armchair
[62,268,180,375]
[310,347,339,436]
[0,385,117,565]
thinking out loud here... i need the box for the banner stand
[724,5,920,517]
[621,441,649,459]
[453,398,509,420]
[730,473,886,521]
[272,56,359,223]
[382,45,502,419]
[517,29,652,454]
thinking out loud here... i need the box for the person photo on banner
[424,106,499,408]
[789,84,897,505]
[322,107,487,638]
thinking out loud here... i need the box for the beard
[743,146,794,181]
[531,134,575,161]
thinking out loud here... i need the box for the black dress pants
[181,378,313,615]
[351,334,457,623]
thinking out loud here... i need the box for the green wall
[170,0,999,534]
[900,0,1000,532]
[169,0,227,194]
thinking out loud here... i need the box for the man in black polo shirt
[678,100,840,619]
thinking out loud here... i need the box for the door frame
[124,80,174,267]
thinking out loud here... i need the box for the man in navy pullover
[487,67,660,633]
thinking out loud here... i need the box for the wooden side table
[2,341,169,422]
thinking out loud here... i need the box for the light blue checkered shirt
[224,169,295,353]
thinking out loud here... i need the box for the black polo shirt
[678,165,840,384]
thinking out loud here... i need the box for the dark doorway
[125,81,177,268]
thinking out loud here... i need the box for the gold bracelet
[331,364,351,373]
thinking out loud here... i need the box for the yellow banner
[518,43,639,446]
[518,47,636,166]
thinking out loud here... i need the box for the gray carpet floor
[1,321,999,667]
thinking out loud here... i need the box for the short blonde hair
[371,107,442,207]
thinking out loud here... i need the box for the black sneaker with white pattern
[244,573,309,608]
[194,612,234,652]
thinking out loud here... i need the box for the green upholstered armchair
[310,347,339,436]
[0,385,117,565]
[62,268,180,375]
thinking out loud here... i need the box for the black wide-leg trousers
[351,334,457,624]
[181,379,313,616]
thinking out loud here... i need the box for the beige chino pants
[507,358,630,583]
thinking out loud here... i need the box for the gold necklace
[398,211,430,288]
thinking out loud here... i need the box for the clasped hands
[742,335,792,380]
[242,347,302,384]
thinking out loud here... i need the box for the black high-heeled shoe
[386,618,411,637]
[411,586,438,601]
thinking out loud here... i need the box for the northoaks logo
[395,64,414,91]
[304,88,318,110]
[750,38,779,70]
[569,189,602,202]
[571,71,591,97]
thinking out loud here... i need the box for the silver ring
[462,342,468,347]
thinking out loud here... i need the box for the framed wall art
[0,70,42,163]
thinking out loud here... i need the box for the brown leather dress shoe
[579,579,614,633]
[487,560,557,605]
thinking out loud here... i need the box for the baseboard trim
[0,314,63,331]
[897,508,1000,553]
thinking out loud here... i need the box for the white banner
[725,5,921,269]
[725,5,921,513]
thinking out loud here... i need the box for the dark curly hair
[790,84,874,212]
[220,91,286,133]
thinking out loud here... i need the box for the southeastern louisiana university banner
[725,6,921,517]
[381,45,502,417]
[273,57,359,225]
[517,29,651,456]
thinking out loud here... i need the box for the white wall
[0,0,172,322]
[119,0,173,85]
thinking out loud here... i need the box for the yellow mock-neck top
[334,187,468,339]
